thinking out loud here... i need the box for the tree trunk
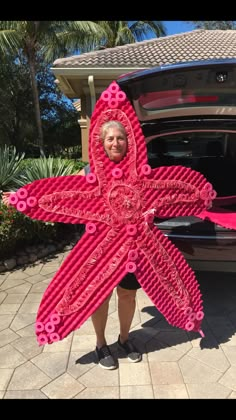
[28,54,45,157]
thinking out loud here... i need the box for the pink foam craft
[8,80,236,346]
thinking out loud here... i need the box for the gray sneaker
[117,335,142,363]
[95,345,117,370]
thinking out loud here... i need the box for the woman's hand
[1,191,12,206]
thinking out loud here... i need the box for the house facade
[51,29,236,161]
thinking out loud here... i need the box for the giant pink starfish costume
[9,81,228,346]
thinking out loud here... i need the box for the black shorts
[118,273,141,290]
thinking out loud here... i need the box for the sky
[163,21,195,36]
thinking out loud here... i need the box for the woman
[78,120,142,370]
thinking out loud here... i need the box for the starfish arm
[35,225,133,344]
[197,206,236,230]
[8,175,108,224]
[135,223,204,334]
[141,165,216,218]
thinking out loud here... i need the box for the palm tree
[96,21,166,48]
[0,21,106,156]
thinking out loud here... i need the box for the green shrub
[0,156,88,259]
[68,159,87,172]
[0,201,60,259]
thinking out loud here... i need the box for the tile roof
[53,30,236,69]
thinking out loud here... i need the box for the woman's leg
[116,285,142,362]
[117,286,137,343]
[91,293,112,348]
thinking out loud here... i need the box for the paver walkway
[1,249,236,399]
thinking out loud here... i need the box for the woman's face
[103,126,128,162]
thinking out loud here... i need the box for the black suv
[117,58,236,272]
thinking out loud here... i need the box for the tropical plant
[17,156,78,185]
[96,21,166,49]
[0,21,106,156]
[0,145,26,192]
